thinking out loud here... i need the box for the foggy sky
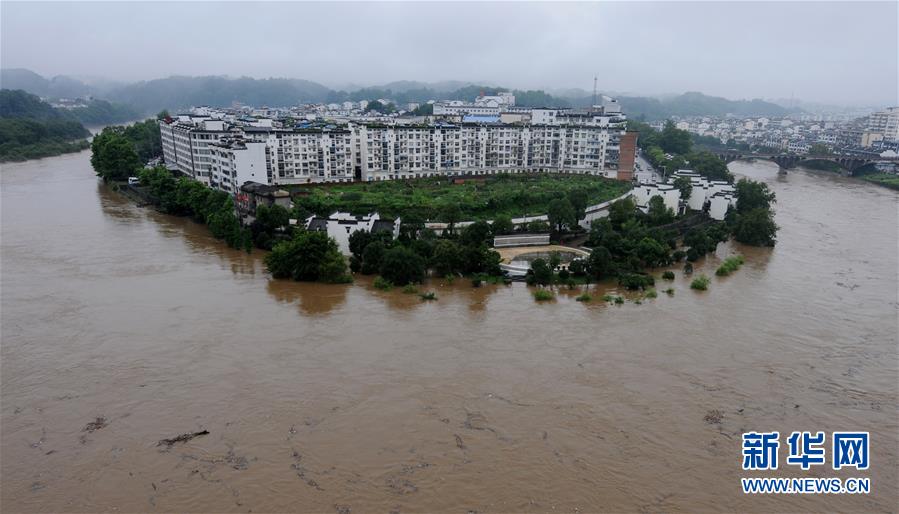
[2,1,896,105]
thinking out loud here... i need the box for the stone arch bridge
[714,152,896,175]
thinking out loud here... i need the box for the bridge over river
[713,151,898,175]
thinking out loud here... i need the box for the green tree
[529,258,553,286]
[460,220,492,247]
[264,230,350,283]
[379,246,426,285]
[635,237,671,267]
[587,246,614,279]
[547,197,577,232]
[659,120,692,154]
[491,214,514,235]
[646,195,675,226]
[735,178,776,213]
[567,189,589,220]
[361,240,387,275]
[432,239,463,277]
[527,219,550,233]
[608,197,637,229]
[439,203,462,235]
[673,176,693,201]
[733,208,778,246]
[90,129,141,181]
[348,230,374,260]
[687,151,733,182]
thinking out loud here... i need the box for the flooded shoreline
[2,150,897,512]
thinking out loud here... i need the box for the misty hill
[0,68,93,99]
[106,76,334,113]
[0,89,90,161]
[612,92,796,120]
[1,69,799,120]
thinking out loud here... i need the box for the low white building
[633,182,680,214]
[670,169,736,220]
[305,212,400,255]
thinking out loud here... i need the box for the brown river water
[1,150,897,513]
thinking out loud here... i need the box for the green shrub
[645,288,658,299]
[613,295,625,304]
[634,298,642,304]
[419,291,437,301]
[601,294,615,302]
[557,269,570,281]
[373,276,393,290]
[576,293,592,302]
[665,288,675,296]
[568,259,587,276]
[533,289,555,301]
[402,284,419,294]
[471,277,483,288]
[715,255,745,276]
[690,274,710,290]
[662,271,675,280]
[618,273,655,290]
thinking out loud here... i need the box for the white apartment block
[158,105,629,194]
[159,116,228,185]
[867,107,899,142]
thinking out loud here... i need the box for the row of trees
[263,215,507,286]
[629,120,733,182]
[90,118,163,181]
[137,166,251,251]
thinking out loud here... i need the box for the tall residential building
[158,104,632,194]
[866,107,899,143]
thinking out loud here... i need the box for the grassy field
[860,173,899,191]
[292,173,632,221]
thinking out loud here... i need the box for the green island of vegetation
[90,115,779,304]
[0,89,91,162]
[291,173,632,223]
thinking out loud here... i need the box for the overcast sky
[2,1,896,105]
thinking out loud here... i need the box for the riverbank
[860,172,899,190]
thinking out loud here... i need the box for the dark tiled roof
[371,220,396,233]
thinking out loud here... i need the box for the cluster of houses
[632,170,736,221]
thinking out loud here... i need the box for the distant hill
[106,75,334,113]
[614,92,796,120]
[69,99,141,126]
[0,89,91,162]
[0,68,801,120]
[0,68,93,99]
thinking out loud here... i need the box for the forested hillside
[0,89,90,162]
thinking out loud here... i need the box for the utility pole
[592,76,598,106]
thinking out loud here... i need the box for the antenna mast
[592,76,598,106]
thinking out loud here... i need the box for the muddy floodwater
[2,151,897,513]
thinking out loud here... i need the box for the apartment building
[866,107,899,143]
[158,104,632,194]
[159,116,229,184]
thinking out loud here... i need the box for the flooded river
[2,151,897,512]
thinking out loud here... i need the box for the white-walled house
[671,169,736,220]
[305,212,400,255]
[633,182,680,214]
